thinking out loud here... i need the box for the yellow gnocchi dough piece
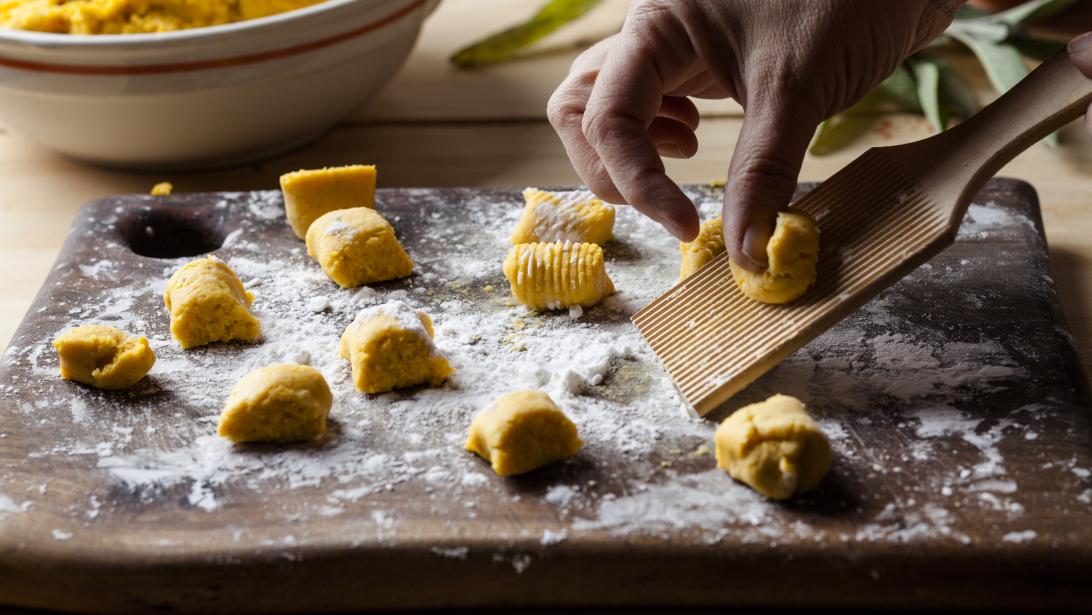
[465,390,583,476]
[150,181,173,196]
[163,257,261,349]
[678,216,725,282]
[53,325,156,390]
[502,241,615,310]
[729,211,819,304]
[306,207,413,289]
[0,0,323,34]
[218,364,332,443]
[714,394,832,500]
[280,165,376,239]
[339,302,454,394]
[510,188,615,245]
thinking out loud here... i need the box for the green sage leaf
[948,30,1058,146]
[450,0,604,69]
[935,57,979,120]
[910,58,948,132]
[877,65,922,113]
[983,0,1079,25]
[948,30,1029,94]
[954,4,988,20]
[809,89,886,156]
[1009,35,1066,61]
[947,18,1013,44]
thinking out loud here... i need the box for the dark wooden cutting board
[1,179,1090,613]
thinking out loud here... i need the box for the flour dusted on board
[0,187,1080,558]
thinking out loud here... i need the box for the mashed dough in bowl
[0,0,325,34]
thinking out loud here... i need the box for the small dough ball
[164,256,261,349]
[218,364,332,443]
[502,241,615,310]
[678,216,725,282]
[510,188,615,245]
[53,325,156,390]
[306,207,413,288]
[339,301,454,394]
[150,181,173,196]
[280,165,376,239]
[729,211,819,304]
[714,394,831,500]
[465,390,583,476]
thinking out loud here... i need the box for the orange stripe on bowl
[0,0,427,75]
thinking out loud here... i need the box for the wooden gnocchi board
[1,179,1090,613]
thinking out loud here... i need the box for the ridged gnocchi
[510,188,615,245]
[502,241,615,310]
[678,216,725,282]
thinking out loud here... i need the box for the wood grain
[0,182,1090,613]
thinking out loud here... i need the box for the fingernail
[1070,31,1092,56]
[659,142,687,159]
[741,222,773,269]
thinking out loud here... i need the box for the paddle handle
[923,49,1092,222]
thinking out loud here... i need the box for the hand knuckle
[735,153,800,189]
[628,0,672,24]
[547,92,585,130]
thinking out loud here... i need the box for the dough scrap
[218,364,332,443]
[465,390,583,476]
[729,211,819,304]
[53,324,156,390]
[678,216,725,282]
[339,301,453,394]
[306,207,413,288]
[280,165,376,239]
[510,188,615,245]
[163,256,261,349]
[150,181,173,196]
[714,394,831,500]
[503,241,615,310]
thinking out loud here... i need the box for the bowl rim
[0,0,396,47]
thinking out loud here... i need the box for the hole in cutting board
[118,203,227,258]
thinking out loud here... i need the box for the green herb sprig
[450,0,604,69]
[451,0,1076,152]
[810,0,1076,154]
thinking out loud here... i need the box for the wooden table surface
[2,0,1091,380]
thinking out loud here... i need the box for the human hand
[1070,31,1092,138]
[548,0,960,271]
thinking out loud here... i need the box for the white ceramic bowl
[0,0,438,168]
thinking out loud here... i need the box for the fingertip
[722,202,775,273]
[668,206,700,242]
[1068,31,1092,74]
[739,220,774,270]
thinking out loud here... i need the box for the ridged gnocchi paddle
[633,51,1092,417]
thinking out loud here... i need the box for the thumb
[722,96,818,272]
[1069,31,1092,76]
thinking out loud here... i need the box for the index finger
[581,19,699,241]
